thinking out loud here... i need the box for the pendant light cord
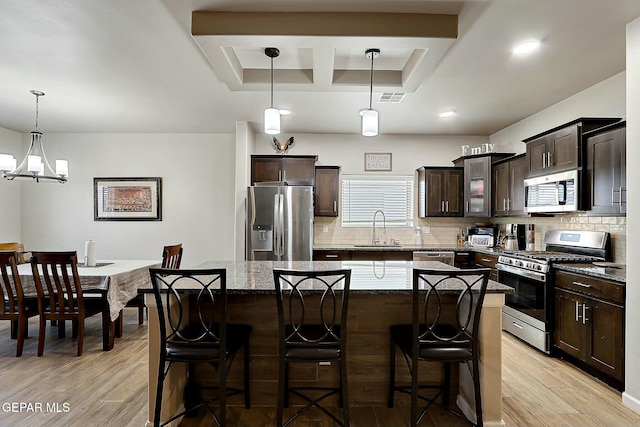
[369,53,374,110]
[34,93,40,131]
[270,56,274,108]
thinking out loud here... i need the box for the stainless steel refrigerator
[247,185,314,261]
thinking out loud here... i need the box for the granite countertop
[552,262,626,283]
[140,260,512,295]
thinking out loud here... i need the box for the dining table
[17,259,160,350]
[141,260,513,426]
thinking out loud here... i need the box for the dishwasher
[412,251,455,266]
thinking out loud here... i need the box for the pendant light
[0,90,68,183]
[264,47,280,135]
[361,48,380,137]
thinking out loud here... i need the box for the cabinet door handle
[583,304,589,325]
[612,187,616,206]
[441,201,445,213]
[507,198,511,211]
[575,301,581,322]
[572,281,592,289]
[547,152,553,168]
[503,198,506,211]
[325,254,339,259]
[620,187,626,207]
[542,152,547,168]
[466,201,469,212]
[279,170,282,181]
[481,258,493,263]
[446,200,449,212]
[333,201,337,212]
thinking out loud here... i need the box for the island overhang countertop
[138,260,513,294]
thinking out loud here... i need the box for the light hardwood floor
[0,313,639,426]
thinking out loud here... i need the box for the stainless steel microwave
[524,169,579,213]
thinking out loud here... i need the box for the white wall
[18,133,236,266]
[490,72,627,154]
[0,126,23,241]
[623,17,640,414]
[254,133,489,174]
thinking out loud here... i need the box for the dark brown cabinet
[314,166,340,217]
[417,167,463,217]
[492,154,527,217]
[554,270,624,389]
[585,121,626,215]
[523,118,620,178]
[251,155,317,185]
[460,154,512,218]
[313,250,351,261]
[472,252,498,282]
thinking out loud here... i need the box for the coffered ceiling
[1,0,640,136]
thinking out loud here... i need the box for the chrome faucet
[372,210,386,245]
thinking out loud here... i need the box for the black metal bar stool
[388,268,491,426]
[149,268,251,427]
[273,268,351,427]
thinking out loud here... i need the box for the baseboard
[622,391,640,415]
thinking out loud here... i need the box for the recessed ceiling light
[279,109,291,116]
[439,110,456,118]
[513,39,540,55]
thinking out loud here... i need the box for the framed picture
[94,177,162,221]
[364,152,392,171]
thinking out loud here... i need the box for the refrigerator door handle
[277,194,285,257]
[273,194,280,256]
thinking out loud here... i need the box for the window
[341,175,414,227]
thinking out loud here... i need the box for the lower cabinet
[313,250,413,261]
[472,252,498,282]
[553,270,624,389]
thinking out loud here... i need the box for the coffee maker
[504,224,527,250]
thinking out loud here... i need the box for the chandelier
[0,90,68,183]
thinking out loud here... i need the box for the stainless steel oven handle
[512,322,524,330]
[496,263,546,282]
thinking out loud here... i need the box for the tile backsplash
[314,214,626,264]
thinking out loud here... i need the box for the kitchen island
[142,260,512,427]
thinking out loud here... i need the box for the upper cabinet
[251,155,317,186]
[314,166,341,217]
[584,121,626,215]
[417,167,464,217]
[523,118,620,178]
[492,154,527,217]
[457,153,513,218]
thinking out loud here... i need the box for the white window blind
[341,175,414,227]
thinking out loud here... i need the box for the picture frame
[94,177,162,221]
[364,152,392,171]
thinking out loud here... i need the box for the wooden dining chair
[388,268,491,427]
[126,243,183,324]
[30,251,109,356]
[272,268,352,427]
[0,242,26,264]
[0,251,39,356]
[149,268,251,427]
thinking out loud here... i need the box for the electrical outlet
[422,226,431,234]
[322,225,329,233]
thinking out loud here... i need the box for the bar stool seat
[273,268,352,427]
[388,268,491,427]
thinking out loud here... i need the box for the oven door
[496,263,549,326]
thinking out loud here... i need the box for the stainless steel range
[498,229,611,353]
